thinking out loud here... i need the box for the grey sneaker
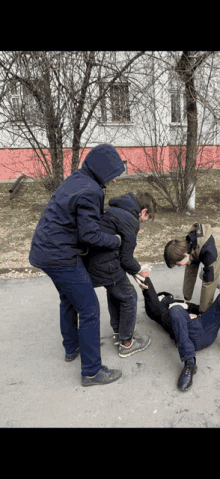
[81,365,122,387]
[119,335,151,358]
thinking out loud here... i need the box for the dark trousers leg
[169,296,220,362]
[197,293,220,346]
[106,275,137,341]
[42,259,101,377]
[52,283,79,354]
[169,306,199,362]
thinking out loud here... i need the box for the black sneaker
[65,348,80,362]
[81,365,122,387]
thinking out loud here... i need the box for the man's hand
[139,268,151,278]
[134,264,152,290]
[134,273,149,290]
[134,274,148,289]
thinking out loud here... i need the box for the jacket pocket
[108,259,120,273]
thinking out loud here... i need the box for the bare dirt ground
[0,171,220,280]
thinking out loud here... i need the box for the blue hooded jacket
[29,144,125,269]
[84,193,142,286]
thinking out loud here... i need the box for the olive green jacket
[183,223,220,314]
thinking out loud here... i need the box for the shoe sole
[119,337,151,358]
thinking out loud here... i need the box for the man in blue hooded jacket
[29,144,127,387]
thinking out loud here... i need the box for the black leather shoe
[177,358,197,392]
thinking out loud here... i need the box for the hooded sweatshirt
[29,144,125,269]
[84,193,142,287]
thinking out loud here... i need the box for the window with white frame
[9,79,44,126]
[10,82,20,119]
[22,80,44,126]
[99,81,131,123]
[171,91,187,124]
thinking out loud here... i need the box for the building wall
[1,145,220,181]
[1,53,220,181]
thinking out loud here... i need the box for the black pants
[105,275,137,341]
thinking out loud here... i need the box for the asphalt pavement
[1,262,220,428]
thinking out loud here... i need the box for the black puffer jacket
[84,193,142,286]
[29,144,125,270]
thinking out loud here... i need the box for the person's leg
[106,275,137,343]
[43,260,102,377]
[172,294,220,354]
[198,293,220,346]
[169,305,199,391]
[169,305,201,362]
[51,281,79,358]
[199,257,220,313]
[106,275,151,357]
[106,288,120,335]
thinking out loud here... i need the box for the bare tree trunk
[43,71,64,190]
[184,67,197,210]
[72,131,81,172]
[175,52,198,210]
[71,51,95,173]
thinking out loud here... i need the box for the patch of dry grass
[0,170,220,280]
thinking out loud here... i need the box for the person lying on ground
[138,275,220,392]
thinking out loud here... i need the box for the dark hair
[135,191,157,221]
[164,239,189,268]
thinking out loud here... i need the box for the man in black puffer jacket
[29,144,126,387]
[84,191,156,358]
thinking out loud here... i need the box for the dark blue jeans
[105,275,137,341]
[42,257,101,377]
[169,294,220,362]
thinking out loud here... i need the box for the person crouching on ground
[83,190,156,358]
[164,223,220,314]
[138,275,220,392]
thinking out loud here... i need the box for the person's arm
[76,193,121,249]
[119,235,141,275]
[141,278,176,339]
